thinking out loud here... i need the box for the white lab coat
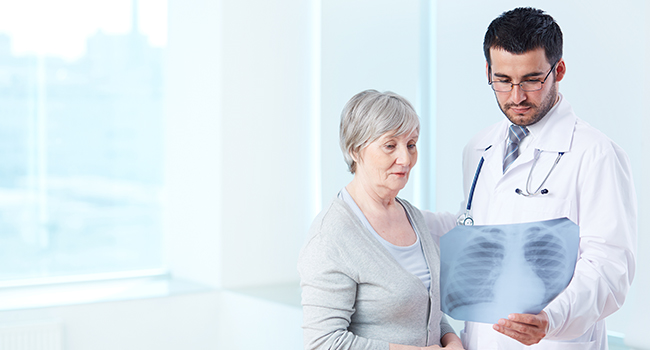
[455,94,637,350]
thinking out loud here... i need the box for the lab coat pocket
[506,195,573,224]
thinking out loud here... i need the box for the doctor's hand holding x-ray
[424,7,636,350]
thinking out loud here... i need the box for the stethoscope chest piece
[457,212,474,226]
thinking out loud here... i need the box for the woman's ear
[350,150,359,163]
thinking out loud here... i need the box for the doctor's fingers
[492,322,543,346]
[493,317,547,346]
[507,311,549,329]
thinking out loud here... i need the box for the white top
[338,188,431,290]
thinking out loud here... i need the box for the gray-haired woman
[298,90,463,350]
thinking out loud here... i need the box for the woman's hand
[389,344,442,350]
[389,341,464,350]
[440,342,464,350]
[440,332,464,349]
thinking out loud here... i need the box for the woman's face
[354,128,418,195]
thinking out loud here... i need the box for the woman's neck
[346,177,398,213]
[345,177,415,247]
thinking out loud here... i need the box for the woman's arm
[439,314,464,349]
[299,233,387,350]
[440,333,463,349]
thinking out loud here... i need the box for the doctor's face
[354,129,418,196]
[488,47,565,127]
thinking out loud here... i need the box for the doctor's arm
[544,147,636,340]
[420,210,457,245]
[497,146,637,343]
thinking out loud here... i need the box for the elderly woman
[298,90,463,350]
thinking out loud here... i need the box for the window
[0,0,167,283]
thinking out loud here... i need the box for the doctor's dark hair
[339,89,419,174]
[483,7,563,66]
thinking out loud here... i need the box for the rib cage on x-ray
[440,218,579,323]
[443,229,506,312]
[524,228,568,305]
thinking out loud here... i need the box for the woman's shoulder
[298,196,364,277]
[301,197,362,251]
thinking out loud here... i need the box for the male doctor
[458,7,637,350]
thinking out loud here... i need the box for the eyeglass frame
[488,60,559,92]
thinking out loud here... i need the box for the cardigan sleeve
[298,232,388,350]
[439,314,456,338]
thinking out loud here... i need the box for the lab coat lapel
[482,143,505,184]
[473,120,508,187]
[511,141,536,169]
[534,96,577,153]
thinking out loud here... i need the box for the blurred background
[0,0,646,349]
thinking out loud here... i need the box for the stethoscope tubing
[466,146,491,212]
[460,146,564,225]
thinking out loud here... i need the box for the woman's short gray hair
[339,89,420,174]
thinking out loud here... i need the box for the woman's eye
[385,144,396,150]
[408,144,416,149]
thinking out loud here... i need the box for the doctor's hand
[493,310,549,346]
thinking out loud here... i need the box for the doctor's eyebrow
[493,71,546,79]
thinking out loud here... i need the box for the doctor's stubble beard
[498,82,558,127]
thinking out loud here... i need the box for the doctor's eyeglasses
[489,61,558,93]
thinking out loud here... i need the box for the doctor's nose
[510,84,527,104]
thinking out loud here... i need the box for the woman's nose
[395,147,410,165]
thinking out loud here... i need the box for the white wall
[164,0,314,289]
[320,0,431,208]
[435,1,649,348]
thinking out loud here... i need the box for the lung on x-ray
[440,218,579,324]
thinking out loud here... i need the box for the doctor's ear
[554,59,566,82]
[485,61,491,82]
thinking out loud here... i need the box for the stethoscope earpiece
[515,151,563,196]
[516,188,550,196]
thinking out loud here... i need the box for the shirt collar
[475,93,576,153]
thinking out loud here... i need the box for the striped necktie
[503,125,529,173]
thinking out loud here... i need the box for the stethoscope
[457,146,565,226]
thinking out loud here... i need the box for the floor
[226,284,640,350]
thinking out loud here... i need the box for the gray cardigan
[298,196,455,350]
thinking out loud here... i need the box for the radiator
[0,320,63,350]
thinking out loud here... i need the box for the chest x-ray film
[440,217,579,324]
